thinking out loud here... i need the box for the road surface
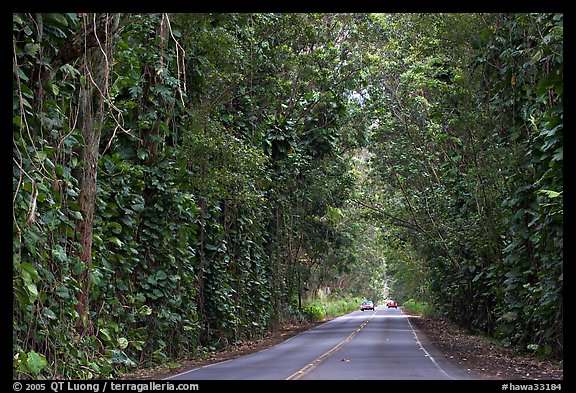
[166,305,478,380]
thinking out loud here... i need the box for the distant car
[360,301,374,311]
[386,300,398,308]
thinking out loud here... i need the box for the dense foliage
[365,13,562,358]
[13,13,562,379]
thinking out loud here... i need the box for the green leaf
[43,13,69,27]
[91,269,103,286]
[14,285,30,308]
[552,147,563,161]
[73,261,86,275]
[42,307,57,320]
[156,270,167,280]
[110,349,137,367]
[13,14,24,24]
[55,286,71,299]
[99,328,113,343]
[132,340,145,351]
[23,278,38,303]
[108,236,124,247]
[45,80,60,96]
[117,337,129,350]
[538,189,562,199]
[26,351,47,375]
[138,305,153,316]
[17,67,29,82]
[131,203,145,213]
[69,210,83,220]
[137,149,149,160]
[21,262,40,282]
[51,245,68,263]
[107,221,123,234]
[205,243,219,251]
[24,43,40,57]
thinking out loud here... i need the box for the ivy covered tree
[475,13,563,357]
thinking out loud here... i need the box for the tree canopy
[13,12,562,378]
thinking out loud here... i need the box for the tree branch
[351,197,428,236]
[38,13,128,86]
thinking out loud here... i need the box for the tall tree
[72,13,121,334]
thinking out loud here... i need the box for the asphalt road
[166,305,476,380]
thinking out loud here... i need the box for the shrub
[402,299,437,317]
[304,304,326,322]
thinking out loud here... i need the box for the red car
[386,300,398,308]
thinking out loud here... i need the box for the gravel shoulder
[406,311,563,380]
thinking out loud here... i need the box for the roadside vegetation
[400,299,437,318]
[302,296,365,322]
[13,13,562,379]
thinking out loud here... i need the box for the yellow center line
[285,310,376,380]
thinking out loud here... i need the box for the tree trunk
[73,13,121,335]
[196,197,209,345]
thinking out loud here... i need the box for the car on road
[360,301,374,311]
[386,300,398,308]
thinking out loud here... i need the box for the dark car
[386,300,398,308]
[360,301,375,311]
